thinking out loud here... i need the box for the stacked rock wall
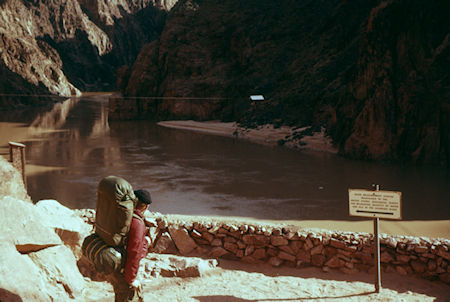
[145,215,450,285]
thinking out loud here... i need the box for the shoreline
[157,120,338,153]
[157,120,449,240]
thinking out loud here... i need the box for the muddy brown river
[1,95,449,222]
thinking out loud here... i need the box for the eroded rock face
[123,0,376,121]
[122,0,449,165]
[0,0,168,102]
[0,60,55,108]
[332,0,450,165]
[0,0,97,96]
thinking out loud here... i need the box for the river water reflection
[1,95,449,221]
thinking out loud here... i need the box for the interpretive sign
[349,186,402,293]
[348,189,402,220]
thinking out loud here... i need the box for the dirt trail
[138,259,449,301]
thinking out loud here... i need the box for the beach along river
[1,95,449,222]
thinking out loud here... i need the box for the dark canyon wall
[123,0,377,124]
[0,60,53,108]
[121,0,449,165]
[332,0,450,164]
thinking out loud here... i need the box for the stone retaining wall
[144,215,450,285]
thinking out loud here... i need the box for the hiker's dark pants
[109,272,143,302]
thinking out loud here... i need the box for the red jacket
[124,209,148,284]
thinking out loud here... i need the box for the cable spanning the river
[113,96,233,100]
[0,93,64,98]
[0,93,235,101]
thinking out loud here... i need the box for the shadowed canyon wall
[123,0,376,123]
[121,0,449,165]
[331,0,450,164]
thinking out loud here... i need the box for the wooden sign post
[9,141,27,187]
[348,185,402,293]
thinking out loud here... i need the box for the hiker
[109,189,152,302]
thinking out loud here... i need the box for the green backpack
[81,233,126,274]
[95,175,137,247]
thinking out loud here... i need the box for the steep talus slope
[123,0,449,165]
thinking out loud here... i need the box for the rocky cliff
[123,0,376,122]
[121,0,449,165]
[0,0,171,105]
[332,0,450,164]
[0,60,55,108]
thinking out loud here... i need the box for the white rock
[0,241,51,301]
[0,196,62,253]
[35,199,93,253]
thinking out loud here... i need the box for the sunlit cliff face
[77,0,178,25]
[0,0,109,96]
[0,0,172,96]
